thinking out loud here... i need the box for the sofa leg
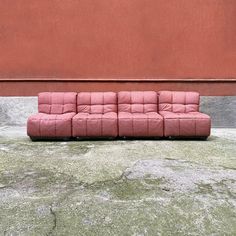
[200,136,208,141]
[29,137,37,142]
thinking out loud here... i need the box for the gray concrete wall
[0,97,37,126]
[200,96,236,128]
[0,96,235,127]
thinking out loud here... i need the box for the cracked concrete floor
[0,126,235,236]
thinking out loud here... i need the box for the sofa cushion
[77,92,117,114]
[72,112,117,137]
[118,112,163,137]
[73,92,118,137]
[160,111,211,137]
[159,91,199,113]
[118,91,158,113]
[38,92,77,114]
[159,111,210,119]
[27,112,75,138]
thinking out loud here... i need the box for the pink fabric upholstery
[73,92,118,137]
[77,92,117,114]
[118,91,163,137]
[27,112,76,138]
[27,92,77,138]
[159,91,199,113]
[159,91,211,137]
[27,90,211,139]
[118,91,158,113]
[38,92,77,114]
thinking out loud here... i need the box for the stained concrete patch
[0,127,235,235]
[124,159,236,193]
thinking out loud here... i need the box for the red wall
[0,0,236,95]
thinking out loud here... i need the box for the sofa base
[29,136,74,141]
[120,136,163,140]
[168,136,209,140]
[29,136,210,141]
[75,136,116,141]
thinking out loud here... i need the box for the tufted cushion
[38,92,77,114]
[160,111,211,137]
[27,112,76,138]
[159,91,199,113]
[118,91,163,137]
[27,92,77,138]
[118,112,163,137]
[77,92,117,114]
[118,91,158,113]
[159,90,211,137]
[73,92,118,137]
[72,112,117,137]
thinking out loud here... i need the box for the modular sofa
[72,92,118,137]
[118,91,163,137]
[27,91,211,140]
[159,91,211,137]
[27,92,77,139]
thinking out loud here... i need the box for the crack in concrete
[46,205,57,236]
[43,170,131,235]
[44,171,131,235]
[44,186,82,236]
[83,170,129,188]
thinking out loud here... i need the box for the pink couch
[27,91,211,140]
[72,92,118,137]
[27,92,77,139]
[159,91,211,137]
[118,91,163,137]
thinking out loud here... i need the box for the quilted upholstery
[159,91,211,137]
[118,91,158,113]
[118,91,163,137]
[72,92,118,137]
[27,112,76,138]
[38,92,77,114]
[159,91,199,113]
[27,92,77,138]
[77,92,117,114]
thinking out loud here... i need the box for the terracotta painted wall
[0,0,236,95]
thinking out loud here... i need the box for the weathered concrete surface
[0,126,235,235]
[200,96,236,128]
[1,96,236,127]
[0,97,37,126]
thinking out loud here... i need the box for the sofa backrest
[118,91,158,113]
[77,92,117,114]
[38,92,77,114]
[159,91,199,113]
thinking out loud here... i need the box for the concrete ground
[0,127,235,236]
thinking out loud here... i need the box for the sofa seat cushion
[72,112,118,137]
[118,112,163,137]
[27,112,75,138]
[160,111,211,137]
